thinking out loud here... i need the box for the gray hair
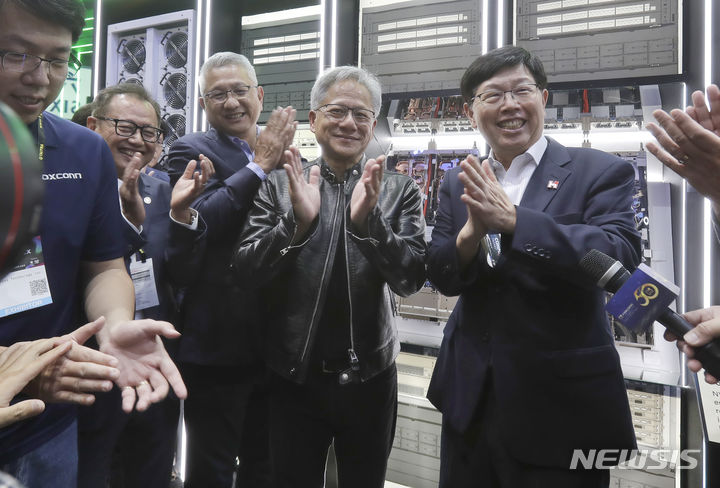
[310,66,382,116]
[198,52,258,95]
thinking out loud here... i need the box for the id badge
[129,253,159,311]
[0,236,53,317]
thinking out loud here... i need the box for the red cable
[0,114,25,267]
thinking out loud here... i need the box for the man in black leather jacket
[233,66,426,488]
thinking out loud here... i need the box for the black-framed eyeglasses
[470,83,539,106]
[95,116,163,143]
[203,84,258,104]
[0,50,81,78]
[315,104,375,125]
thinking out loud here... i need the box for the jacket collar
[317,154,367,184]
[518,136,572,212]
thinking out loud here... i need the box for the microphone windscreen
[579,249,630,293]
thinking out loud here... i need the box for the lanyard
[37,114,45,161]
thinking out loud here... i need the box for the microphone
[579,249,720,379]
[0,102,44,280]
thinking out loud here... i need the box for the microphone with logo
[579,249,720,379]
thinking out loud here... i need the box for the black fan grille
[164,31,188,69]
[119,77,143,86]
[164,114,186,147]
[163,72,187,109]
[121,39,146,74]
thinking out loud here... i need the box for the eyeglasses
[471,83,539,106]
[0,50,81,78]
[315,104,375,125]
[96,116,163,143]
[203,85,258,104]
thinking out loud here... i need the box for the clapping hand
[0,339,72,428]
[284,146,320,240]
[350,156,385,232]
[119,152,147,228]
[170,155,216,224]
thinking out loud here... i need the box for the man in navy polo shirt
[0,1,187,486]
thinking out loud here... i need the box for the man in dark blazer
[426,46,642,488]
[78,83,210,488]
[165,52,297,488]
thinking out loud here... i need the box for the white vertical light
[201,0,212,130]
[679,82,689,392]
[703,0,713,308]
[704,0,712,89]
[204,0,212,62]
[482,0,489,54]
[319,0,327,76]
[496,0,504,47]
[194,0,204,131]
[92,0,103,97]
[681,177,688,387]
[330,0,337,68]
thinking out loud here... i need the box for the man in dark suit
[78,83,212,488]
[166,52,296,488]
[426,46,642,487]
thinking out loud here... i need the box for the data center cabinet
[106,10,196,152]
[240,6,322,161]
[240,8,321,125]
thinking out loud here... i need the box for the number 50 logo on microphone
[606,264,679,332]
[633,283,659,307]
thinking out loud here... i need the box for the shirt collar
[488,136,547,177]
[229,125,261,148]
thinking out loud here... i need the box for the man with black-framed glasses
[165,51,297,488]
[0,2,187,486]
[426,45,641,488]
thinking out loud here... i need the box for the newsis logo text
[570,449,700,470]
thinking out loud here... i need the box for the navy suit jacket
[427,137,641,467]
[165,128,263,366]
[124,173,175,324]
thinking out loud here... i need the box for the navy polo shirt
[0,112,125,462]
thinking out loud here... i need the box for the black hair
[0,0,86,43]
[70,102,94,127]
[460,46,547,102]
[92,83,163,128]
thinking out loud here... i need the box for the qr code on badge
[30,279,48,296]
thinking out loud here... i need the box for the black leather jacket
[232,157,427,384]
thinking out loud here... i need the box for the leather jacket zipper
[298,182,344,365]
[342,182,359,375]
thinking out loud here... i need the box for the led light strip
[92,0,103,97]
[497,0,505,47]
[193,0,204,131]
[702,0,713,309]
[482,0,488,53]
[319,0,326,75]
[330,0,337,68]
